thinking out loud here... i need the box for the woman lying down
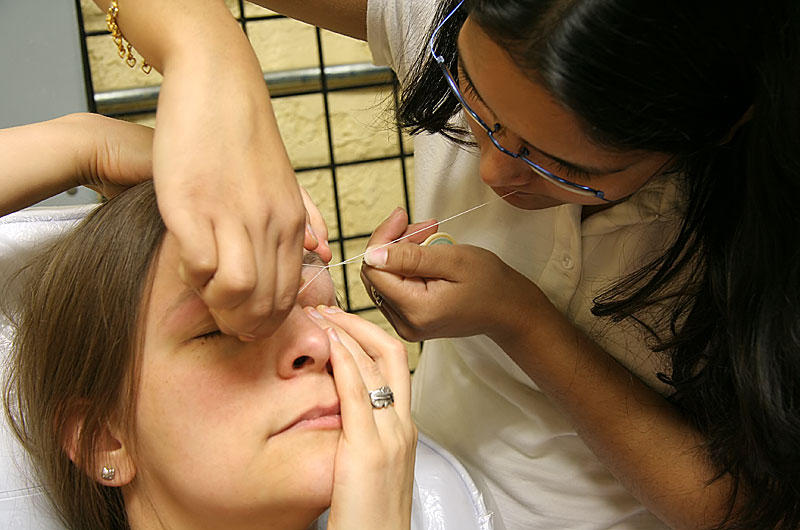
[0,114,493,530]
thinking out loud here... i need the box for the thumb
[363,243,456,280]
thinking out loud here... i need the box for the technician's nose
[273,305,331,378]
[479,145,533,189]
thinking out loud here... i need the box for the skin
[0,113,153,215]
[244,2,741,528]
[31,1,733,527]
[124,243,340,530]
[0,114,414,530]
[456,19,672,210]
[0,113,329,268]
[106,242,416,530]
[90,0,331,341]
[355,16,738,530]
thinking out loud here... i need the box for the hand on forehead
[155,236,337,339]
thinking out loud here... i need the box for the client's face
[126,234,339,529]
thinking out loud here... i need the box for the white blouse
[368,1,683,528]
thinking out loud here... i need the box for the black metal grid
[76,0,415,316]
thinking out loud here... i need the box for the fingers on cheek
[314,306,400,357]
[326,330,353,381]
[305,308,353,350]
[304,306,330,329]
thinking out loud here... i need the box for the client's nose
[273,305,332,378]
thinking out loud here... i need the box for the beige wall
[80,1,420,367]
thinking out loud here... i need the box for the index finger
[316,306,411,419]
[166,209,218,289]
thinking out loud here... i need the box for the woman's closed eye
[193,329,223,341]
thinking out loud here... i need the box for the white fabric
[367,1,681,528]
[314,433,499,530]
[0,206,496,530]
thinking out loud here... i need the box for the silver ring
[370,285,384,308]
[368,385,394,408]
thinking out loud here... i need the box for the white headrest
[0,206,499,530]
[311,432,499,530]
[411,432,499,530]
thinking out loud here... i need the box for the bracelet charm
[105,0,152,75]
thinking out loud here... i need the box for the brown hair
[3,182,165,530]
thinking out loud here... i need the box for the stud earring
[101,466,116,481]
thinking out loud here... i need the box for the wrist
[486,272,559,350]
[158,10,261,79]
[51,113,98,190]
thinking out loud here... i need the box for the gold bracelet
[105,0,152,74]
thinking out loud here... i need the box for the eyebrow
[456,50,631,176]
[303,251,326,267]
[164,251,327,321]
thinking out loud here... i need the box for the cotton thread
[297,190,517,294]
[183,190,515,337]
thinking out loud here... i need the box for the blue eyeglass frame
[429,0,610,202]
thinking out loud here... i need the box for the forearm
[92,0,274,125]
[492,287,735,529]
[0,113,154,217]
[91,0,292,178]
[91,0,254,74]
[0,116,86,216]
[246,0,368,40]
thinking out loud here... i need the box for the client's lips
[276,403,342,436]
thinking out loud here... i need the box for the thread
[297,190,516,294]
[186,189,516,337]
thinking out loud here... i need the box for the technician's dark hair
[399,1,800,529]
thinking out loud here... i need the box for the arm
[492,285,736,530]
[246,0,368,41]
[0,113,152,217]
[360,210,739,530]
[91,0,315,339]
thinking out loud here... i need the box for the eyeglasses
[429,0,611,202]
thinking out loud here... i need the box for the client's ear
[61,405,136,487]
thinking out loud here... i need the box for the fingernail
[364,247,388,268]
[306,307,325,320]
[306,223,319,245]
[328,328,342,343]
[321,305,343,314]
